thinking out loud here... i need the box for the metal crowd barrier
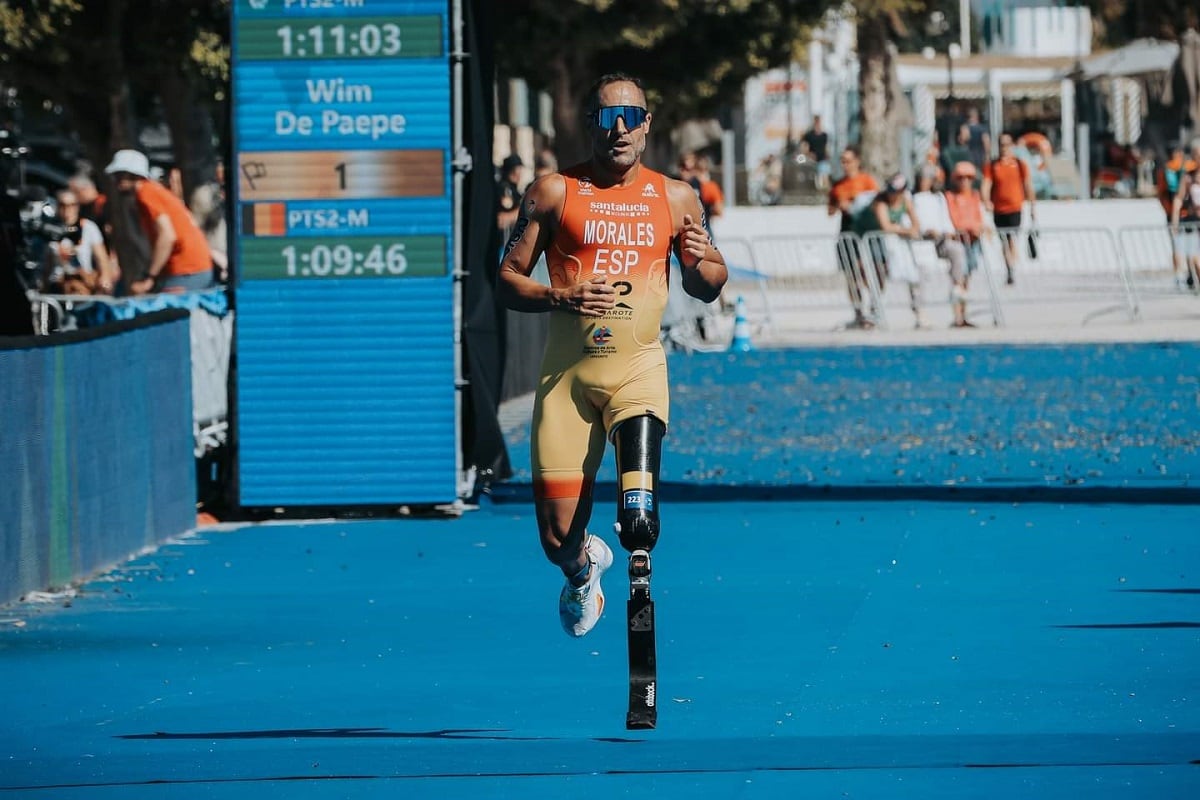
[1118,222,1200,304]
[987,225,1138,323]
[718,233,884,333]
[720,230,1003,332]
[720,222,1184,332]
[28,292,121,335]
[858,230,1004,330]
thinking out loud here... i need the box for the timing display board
[232,0,457,508]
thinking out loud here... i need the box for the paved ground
[2,320,1198,798]
[1,500,1198,798]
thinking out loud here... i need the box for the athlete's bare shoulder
[662,174,695,198]
[521,171,567,219]
[664,175,704,224]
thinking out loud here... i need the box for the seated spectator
[754,153,783,206]
[45,189,114,295]
[945,161,990,280]
[67,172,114,258]
[853,173,924,328]
[105,149,214,295]
[912,166,972,327]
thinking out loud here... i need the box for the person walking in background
[828,145,880,328]
[939,124,974,187]
[105,149,213,295]
[964,107,991,174]
[913,165,971,327]
[495,73,727,638]
[982,133,1035,285]
[853,173,924,328]
[801,114,831,190]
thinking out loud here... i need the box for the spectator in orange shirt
[828,146,881,328]
[944,161,991,324]
[828,146,880,231]
[105,149,214,295]
[981,133,1035,285]
[678,151,724,242]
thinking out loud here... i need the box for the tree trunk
[100,0,149,284]
[158,68,218,201]
[857,16,901,180]
[549,53,585,166]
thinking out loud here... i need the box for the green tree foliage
[0,0,229,194]
[494,0,955,175]
[1082,0,1199,45]
[494,0,822,163]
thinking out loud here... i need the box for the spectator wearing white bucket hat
[105,149,213,294]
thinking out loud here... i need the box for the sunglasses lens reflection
[594,105,647,130]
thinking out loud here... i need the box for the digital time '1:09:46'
[276,23,402,57]
[282,242,407,276]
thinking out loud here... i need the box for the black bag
[1026,228,1039,260]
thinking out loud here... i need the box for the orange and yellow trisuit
[532,164,676,501]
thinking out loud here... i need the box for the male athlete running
[496,73,728,637]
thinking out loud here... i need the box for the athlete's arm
[496,174,614,317]
[666,178,728,303]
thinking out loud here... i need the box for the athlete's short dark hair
[584,73,647,114]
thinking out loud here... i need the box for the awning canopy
[927,82,1061,101]
[1075,38,1179,80]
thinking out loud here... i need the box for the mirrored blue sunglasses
[592,105,649,131]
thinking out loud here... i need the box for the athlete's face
[588,81,651,172]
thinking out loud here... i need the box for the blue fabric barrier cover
[0,310,196,605]
[73,288,229,327]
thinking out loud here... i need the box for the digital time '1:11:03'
[283,243,407,276]
[276,23,402,57]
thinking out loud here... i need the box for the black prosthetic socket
[613,415,665,553]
